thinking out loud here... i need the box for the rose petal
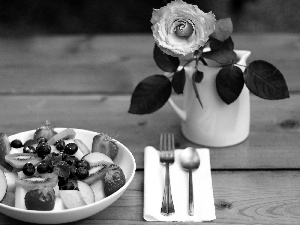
[151,0,216,57]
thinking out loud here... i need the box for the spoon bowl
[180,147,200,170]
[180,147,200,216]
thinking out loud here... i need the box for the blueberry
[60,152,68,161]
[36,136,47,144]
[11,139,23,148]
[77,160,90,170]
[23,162,35,176]
[64,155,78,167]
[64,143,78,155]
[36,161,49,173]
[36,142,51,158]
[23,145,36,154]
[76,167,89,180]
[55,139,65,152]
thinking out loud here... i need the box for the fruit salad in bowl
[0,121,136,224]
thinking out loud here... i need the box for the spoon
[180,147,200,216]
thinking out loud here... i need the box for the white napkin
[143,146,216,222]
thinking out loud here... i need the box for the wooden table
[0,33,300,224]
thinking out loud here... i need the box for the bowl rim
[0,127,136,214]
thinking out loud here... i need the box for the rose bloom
[151,0,216,57]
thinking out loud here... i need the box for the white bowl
[0,128,136,224]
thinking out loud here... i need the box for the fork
[160,133,175,216]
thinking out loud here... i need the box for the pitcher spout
[236,50,251,66]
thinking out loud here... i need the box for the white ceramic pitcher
[168,50,251,147]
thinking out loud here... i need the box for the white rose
[151,0,216,57]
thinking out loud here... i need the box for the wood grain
[0,34,298,94]
[0,34,299,225]
[1,171,300,225]
[0,94,299,169]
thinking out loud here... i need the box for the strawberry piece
[33,120,57,141]
[0,133,13,172]
[24,187,55,211]
[92,133,119,160]
[103,164,126,196]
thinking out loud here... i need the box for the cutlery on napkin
[143,146,216,222]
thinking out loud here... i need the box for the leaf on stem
[192,71,203,108]
[153,43,180,72]
[210,36,234,51]
[243,60,290,100]
[194,70,204,83]
[128,75,172,114]
[202,37,238,66]
[210,18,233,42]
[172,68,186,94]
[216,65,244,104]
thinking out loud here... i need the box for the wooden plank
[0,94,299,169]
[1,171,300,225]
[0,34,298,94]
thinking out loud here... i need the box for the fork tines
[160,133,175,163]
[159,133,175,215]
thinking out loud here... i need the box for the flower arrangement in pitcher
[128,0,289,114]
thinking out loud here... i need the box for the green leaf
[202,37,238,66]
[210,36,234,51]
[128,75,172,114]
[153,43,180,72]
[194,70,204,83]
[172,68,185,94]
[216,65,244,104]
[210,18,233,42]
[243,60,290,100]
[192,71,203,108]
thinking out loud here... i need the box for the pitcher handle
[168,98,187,121]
